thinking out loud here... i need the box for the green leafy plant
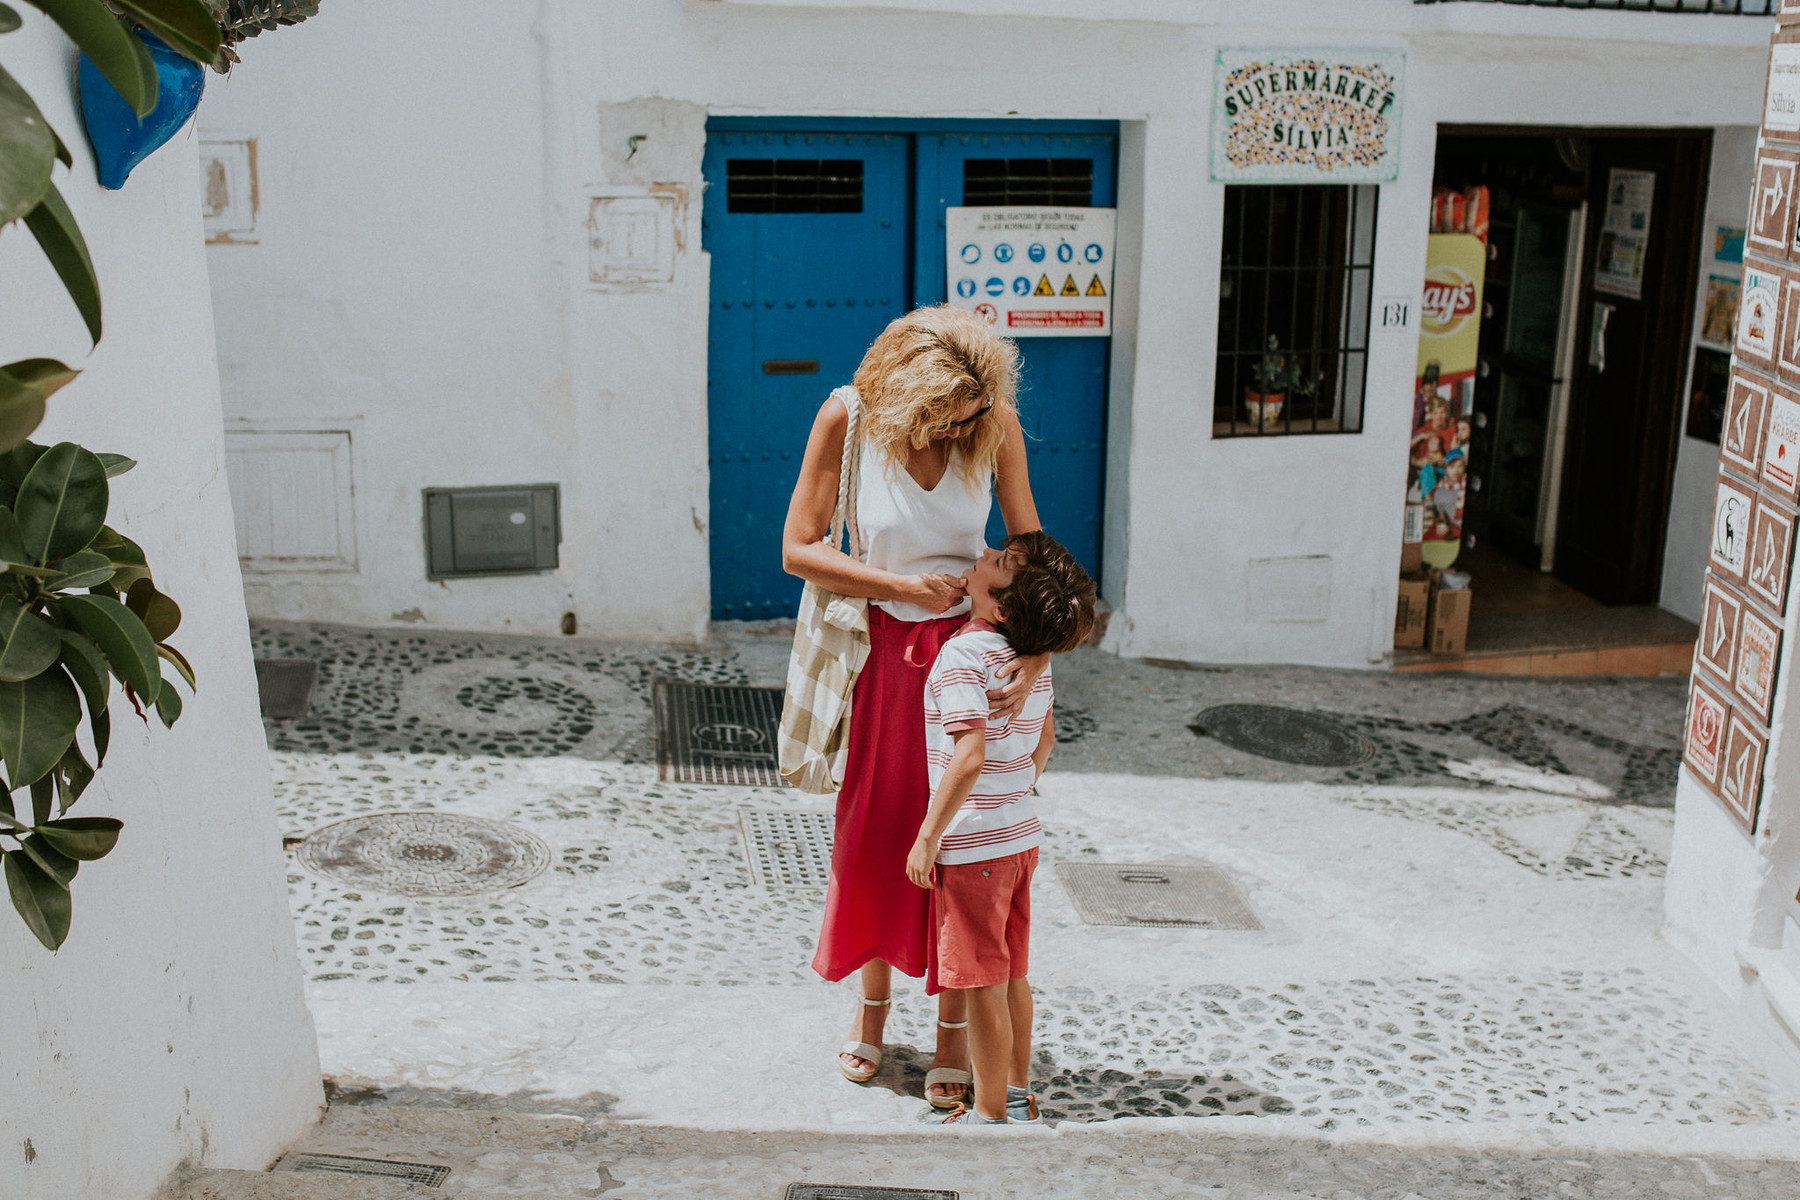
[1247,335,1323,399]
[0,1,323,947]
[0,440,194,948]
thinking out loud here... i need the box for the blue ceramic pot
[78,31,206,190]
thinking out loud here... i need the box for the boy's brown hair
[991,530,1098,656]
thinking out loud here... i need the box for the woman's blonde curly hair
[853,305,1018,486]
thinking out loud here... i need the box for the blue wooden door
[915,133,1116,584]
[703,132,909,620]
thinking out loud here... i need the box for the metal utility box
[423,484,560,580]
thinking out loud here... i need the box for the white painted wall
[0,17,320,1200]
[1661,126,1758,624]
[200,0,1766,665]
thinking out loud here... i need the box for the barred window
[1215,185,1378,437]
[726,159,863,213]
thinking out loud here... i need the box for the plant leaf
[48,549,115,591]
[0,63,54,227]
[58,632,108,768]
[0,361,76,457]
[156,642,194,691]
[0,4,21,33]
[23,0,160,115]
[95,532,149,591]
[0,510,54,577]
[96,453,136,478]
[52,744,91,811]
[126,577,179,640]
[16,442,108,565]
[29,774,50,823]
[35,815,119,860]
[5,848,70,948]
[154,670,180,727]
[112,0,222,65]
[0,595,62,682]
[18,832,76,886]
[0,666,79,789]
[23,184,101,345]
[54,594,158,700]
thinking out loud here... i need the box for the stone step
[317,1103,588,1151]
[162,1168,435,1200]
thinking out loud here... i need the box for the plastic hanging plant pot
[78,30,206,190]
[1244,389,1285,431]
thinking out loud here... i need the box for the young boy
[905,530,1097,1125]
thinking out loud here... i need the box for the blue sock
[1007,1085,1030,1102]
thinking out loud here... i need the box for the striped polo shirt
[924,624,1051,865]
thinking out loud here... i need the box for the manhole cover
[741,808,833,888]
[656,681,784,785]
[1057,862,1262,929]
[255,659,317,720]
[1188,704,1375,767]
[282,1154,451,1187]
[296,812,552,897]
[787,1187,956,1200]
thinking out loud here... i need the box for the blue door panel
[705,124,1116,621]
[915,133,1115,584]
[703,132,909,620]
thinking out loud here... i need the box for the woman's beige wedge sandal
[925,1018,974,1109]
[839,995,892,1083]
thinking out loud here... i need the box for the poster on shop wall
[1406,203,1488,571]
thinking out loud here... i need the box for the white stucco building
[197,0,1765,669]
[2,15,321,1200]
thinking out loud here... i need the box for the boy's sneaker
[939,1104,1007,1126]
[1006,1093,1040,1124]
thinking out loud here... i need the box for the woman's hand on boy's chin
[908,573,968,613]
[988,652,1050,718]
[906,836,939,889]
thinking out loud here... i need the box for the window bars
[1215,185,1378,438]
[962,158,1094,207]
[726,160,864,214]
[1413,0,1774,13]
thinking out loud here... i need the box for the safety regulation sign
[945,207,1115,337]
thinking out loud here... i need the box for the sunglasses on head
[945,401,993,432]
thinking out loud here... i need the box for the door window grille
[1215,185,1377,437]
[726,159,863,213]
[962,158,1093,206]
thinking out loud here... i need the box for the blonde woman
[782,306,1049,1108]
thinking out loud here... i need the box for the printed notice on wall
[1211,48,1403,183]
[945,208,1115,338]
[1768,43,1800,136]
[1593,168,1654,300]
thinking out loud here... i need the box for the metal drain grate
[255,659,318,720]
[283,1153,451,1187]
[655,681,785,786]
[1188,703,1376,767]
[787,1186,957,1200]
[741,808,833,888]
[1057,862,1263,930]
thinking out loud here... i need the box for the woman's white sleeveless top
[843,389,991,623]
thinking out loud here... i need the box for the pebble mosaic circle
[1190,704,1377,767]
[298,812,552,898]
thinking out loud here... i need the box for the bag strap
[828,386,864,562]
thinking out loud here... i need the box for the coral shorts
[926,848,1038,994]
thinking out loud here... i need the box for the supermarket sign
[1211,48,1405,183]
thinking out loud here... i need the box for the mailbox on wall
[424,484,560,580]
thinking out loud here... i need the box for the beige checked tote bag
[778,387,872,794]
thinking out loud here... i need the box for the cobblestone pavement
[256,621,1800,1171]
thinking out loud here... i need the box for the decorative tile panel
[1711,472,1757,585]
[1683,675,1731,796]
[1723,374,1770,478]
[1747,498,1796,613]
[1752,144,1800,259]
[1734,606,1782,725]
[1719,712,1768,834]
[1699,579,1744,682]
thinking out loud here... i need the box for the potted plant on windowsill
[1245,336,1317,431]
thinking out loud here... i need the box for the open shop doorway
[1398,128,1706,675]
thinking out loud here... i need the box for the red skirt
[811,606,967,981]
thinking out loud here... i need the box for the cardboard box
[1394,573,1429,649]
[1428,582,1472,655]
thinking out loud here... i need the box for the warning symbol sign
[945,206,1115,337]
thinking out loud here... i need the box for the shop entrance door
[1554,133,1711,604]
[704,122,1116,621]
